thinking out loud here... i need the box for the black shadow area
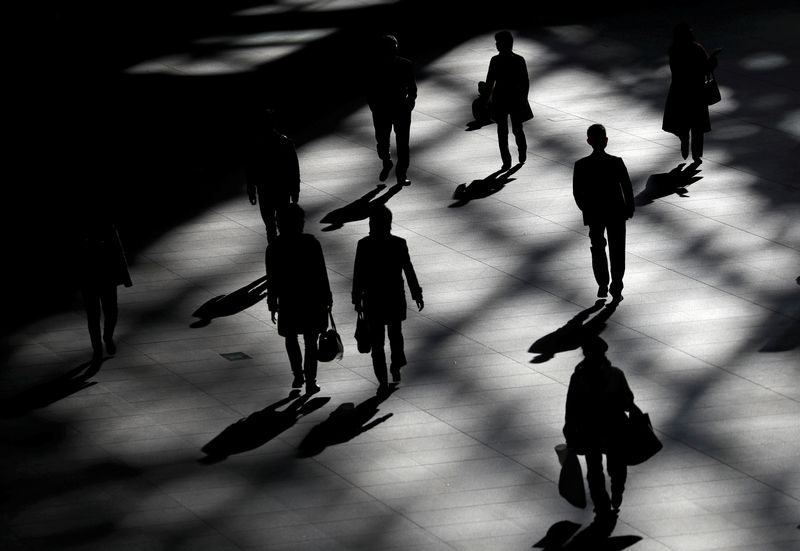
[191,275,268,328]
[528,300,618,363]
[200,392,330,463]
[450,165,522,207]
[320,183,403,231]
[297,393,394,457]
[534,519,642,550]
[635,163,703,207]
[0,361,101,418]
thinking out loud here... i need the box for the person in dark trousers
[246,109,301,243]
[485,30,533,169]
[564,336,634,530]
[662,22,721,163]
[367,35,417,186]
[266,204,332,394]
[352,205,423,395]
[77,218,133,363]
[573,124,635,302]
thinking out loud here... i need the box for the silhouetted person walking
[266,204,332,394]
[367,35,417,186]
[77,218,132,363]
[485,30,533,169]
[564,336,634,529]
[352,205,423,395]
[573,124,634,302]
[246,109,300,243]
[662,22,721,163]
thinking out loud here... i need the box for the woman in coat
[662,22,721,163]
[78,218,132,362]
[266,204,332,394]
[352,205,423,395]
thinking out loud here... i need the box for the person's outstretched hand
[270,311,277,324]
[416,299,424,311]
[249,194,257,206]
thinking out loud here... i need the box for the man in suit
[573,124,634,302]
[246,109,300,243]
[367,35,417,186]
[485,30,533,169]
[352,205,423,395]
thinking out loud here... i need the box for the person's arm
[572,161,587,214]
[352,241,365,312]
[520,55,530,99]
[265,245,278,323]
[400,240,423,311]
[485,57,497,102]
[619,158,635,219]
[405,59,417,110]
[287,138,300,203]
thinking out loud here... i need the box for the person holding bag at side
[352,205,423,396]
[662,22,721,164]
[563,335,634,532]
[266,204,332,395]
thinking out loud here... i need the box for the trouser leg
[691,127,704,159]
[607,452,628,510]
[368,321,388,386]
[258,196,278,243]
[588,224,610,290]
[82,286,103,354]
[496,115,511,165]
[302,331,318,384]
[372,111,392,162]
[606,221,627,296]
[585,452,612,515]
[394,109,411,180]
[387,321,406,368]
[99,284,118,341]
[285,334,303,377]
[679,130,689,159]
[511,117,527,162]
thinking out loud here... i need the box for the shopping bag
[555,443,586,508]
[355,312,371,353]
[624,403,663,466]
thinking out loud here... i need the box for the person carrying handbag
[563,335,634,530]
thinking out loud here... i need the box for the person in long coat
[77,218,133,362]
[564,336,634,526]
[485,30,533,169]
[352,205,423,395]
[266,204,332,394]
[573,124,635,302]
[662,22,720,163]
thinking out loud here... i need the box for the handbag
[317,311,343,362]
[355,312,371,354]
[705,72,721,106]
[555,444,586,508]
[624,403,663,466]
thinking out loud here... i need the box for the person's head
[495,30,514,53]
[379,34,399,59]
[277,203,305,235]
[581,335,609,360]
[672,22,694,44]
[586,123,608,151]
[369,204,392,236]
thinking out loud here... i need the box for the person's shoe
[597,286,608,299]
[305,382,321,395]
[518,150,527,164]
[92,347,103,363]
[397,175,411,186]
[292,374,305,388]
[610,293,624,304]
[390,366,401,383]
[501,161,512,171]
[379,160,394,182]
[691,156,702,165]
[377,383,391,397]
[104,337,116,355]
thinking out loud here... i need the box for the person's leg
[588,224,610,296]
[607,451,628,512]
[394,109,411,184]
[372,110,393,172]
[369,321,389,389]
[258,195,278,243]
[495,115,512,167]
[510,116,527,164]
[606,221,627,300]
[303,331,320,393]
[387,321,406,382]
[585,451,612,516]
[679,129,689,159]
[99,283,119,354]
[82,286,103,359]
[284,334,304,387]
[691,127,704,161]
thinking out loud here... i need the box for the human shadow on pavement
[297,392,394,457]
[533,519,641,550]
[191,276,268,328]
[635,162,703,206]
[450,165,522,207]
[200,391,330,463]
[528,300,617,363]
[320,183,403,231]
[0,361,101,418]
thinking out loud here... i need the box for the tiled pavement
[2,1,799,550]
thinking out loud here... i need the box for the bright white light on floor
[234,0,400,17]
[740,52,790,71]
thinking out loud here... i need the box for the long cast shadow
[191,275,268,328]
[200,392,330,463]
[297,392,395,457]
[450,165,522,207]
[528,300,618,363]
[533,519,642,550]
[320,183,403,231]
[0,361,102,418]
[635,162,703,206]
